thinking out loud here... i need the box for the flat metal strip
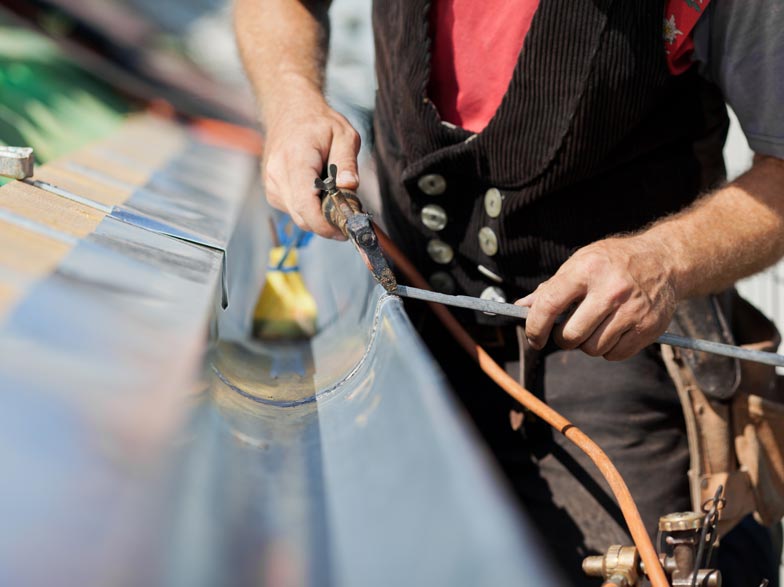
[24,179,114,214]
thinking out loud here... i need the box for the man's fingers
[288,209,307,231]
[603,330,645,361]
[329,125,361,190]
[603,311,669,361]
[290,189,343,238]
[525,279,585,350]
[286,147,345,239]
[580,313,627,357]
[553,295,613,350]
[262,111,361,240]
[262,155,286,211]
[265,188,284,211]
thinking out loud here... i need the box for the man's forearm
[522,155,784,359]
[234,0,331,126]
[234,0,362,238]
[645,155,784,299]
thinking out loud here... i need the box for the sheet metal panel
[0,133,254,587]
[0,134,559,585]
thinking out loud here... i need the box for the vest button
[484,188,503,218]
[477,264,503,284]
[427,239,454,264]
[478,227,498,256]
[480,286,506,303]
[417,174,447,196]
[429,271,456,294]
[480,286,506,314]
[421,204,447,231]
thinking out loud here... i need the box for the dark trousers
[410,303,779,587]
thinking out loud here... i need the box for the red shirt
[428,0,539,133]
[428,0,710,133]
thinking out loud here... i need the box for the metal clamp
[0,146,35,180]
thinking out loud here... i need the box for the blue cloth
[271,215,315,270]
[274,215,313,248]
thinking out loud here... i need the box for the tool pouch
[661,291,784,535]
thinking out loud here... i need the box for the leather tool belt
[662,290,784,535]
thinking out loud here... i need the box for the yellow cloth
[252,247,317,340]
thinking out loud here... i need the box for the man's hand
[517,236,677,360]
[516,156,784,361]
[234,0,354,238]
[262,85,361,239]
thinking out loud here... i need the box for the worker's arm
[234,0,360,239]
[520,155,784,360]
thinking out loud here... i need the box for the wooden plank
[0,220,71,276]
[31,166,132,207]
[66,150,150,187]
[0,113,189,321]
[105,114,187,163]
[0,181,105,238]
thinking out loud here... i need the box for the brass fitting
[583,515,723,587]
[658,512,721,587]
[320,187,364,240]
[659,511,703,533]
[583,545,641,587]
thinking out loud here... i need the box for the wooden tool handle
[321,188,363,239]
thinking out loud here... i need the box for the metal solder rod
[394,285,784,368]
[395,285,533,319]
[655,332,784,367]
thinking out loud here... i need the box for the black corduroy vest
[372,0,729,306]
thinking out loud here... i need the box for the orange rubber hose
[375,226,669,587]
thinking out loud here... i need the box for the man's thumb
[330,135,361,190]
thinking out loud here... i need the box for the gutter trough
[0,116,558,586]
